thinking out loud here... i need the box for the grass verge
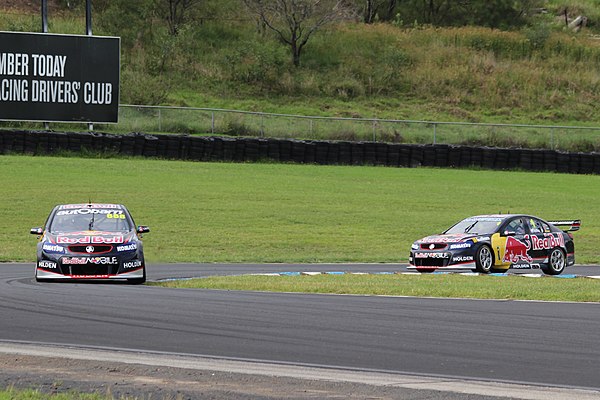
[0,387,111,400]
[2,154,599,263]
[150,274,600,302]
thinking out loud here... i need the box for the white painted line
[301,272,322,276]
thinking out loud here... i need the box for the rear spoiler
[547,220,581,232]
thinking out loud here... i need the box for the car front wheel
[474,245,494,273]
[542,248,566,275]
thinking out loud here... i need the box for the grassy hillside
[2,1,600,126]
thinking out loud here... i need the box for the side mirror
[30,227,43,235]
[137,226,150,234]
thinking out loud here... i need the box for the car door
[525,217,561,264]
[500,217,532,266]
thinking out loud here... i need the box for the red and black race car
[408,214,579,275]
[30,203,149,284]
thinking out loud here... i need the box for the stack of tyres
[350,142,364,165]
[386,144,400,167]
[542,150,557,172]
[303,141,316,163]
[290,140,306,163]
[555,152,570,173]
[279,140,293,162]
[363,142,377,164]
[568,153,580,174]
[267,139,280,161]
[244,138,260,162]
[482,147,496,169]
[470,146,483,167]
[375,143,388,165]
[315,141,329,164]
[579,153,594,174]
[518,149,532,170]
[434,145,450,167]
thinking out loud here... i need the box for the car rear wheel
[542,248,565,275]
[416,268,436,273]
[474,245,494,273]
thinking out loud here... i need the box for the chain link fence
[114,105,600,153]
[3,104,600,152]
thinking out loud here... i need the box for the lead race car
[31,203,149,284]
[408,214,580,275]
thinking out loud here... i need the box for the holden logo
[429,244,435,250]
[85,246,95,253]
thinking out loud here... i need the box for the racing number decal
[491,233,509,267]
[107,213,125,219]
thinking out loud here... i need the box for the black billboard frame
[0,30,121,124]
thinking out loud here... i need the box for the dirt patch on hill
[0,0,62,14]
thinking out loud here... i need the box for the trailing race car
[30,203,149,284]
[408,214,579,275]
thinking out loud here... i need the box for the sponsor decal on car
[38,260,57,269]
[62,256,118,265]
[415,252,449,259]
[452,256,474,262]
[449,242,472,250]
[42,243,64,253]
[116,243,137,252]
[56,209,124,216]
[123,260,142,269]
[59,204,122,210]
[530,233,564,250]
[56,235,124,244]
[503,237,533,263]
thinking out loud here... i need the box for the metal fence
[3,104,600,152]
[114,105,600,153]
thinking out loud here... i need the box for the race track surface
[1,263,599,392]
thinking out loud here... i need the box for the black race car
[31,203,149,283]
[408,214,579,275]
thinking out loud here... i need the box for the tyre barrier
[1,130,600,175]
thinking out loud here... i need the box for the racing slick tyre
[542,248,566,275]
[474,245,494,274]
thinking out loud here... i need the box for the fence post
[550,128,554,150]
[158,108,162,132]
[372,120,376,142]
[310,119,313,138]
[433,123,437,144]
[261,114,265,137]
[211,112,215,134]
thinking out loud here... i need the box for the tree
[243,0,356,67]
[154,0,202,35]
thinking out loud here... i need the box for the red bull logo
[503,237,532,263]
[530,233,564,250]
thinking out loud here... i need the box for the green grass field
[151,274,600,302]
[1,154,599,264]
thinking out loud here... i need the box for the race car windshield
[49,210,132,233]
[444,218,501,235]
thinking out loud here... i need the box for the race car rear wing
[547,220,581,232]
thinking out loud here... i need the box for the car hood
[46,231,133,245]
[416,233,478,244]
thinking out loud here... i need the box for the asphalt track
[1,263,599,397]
